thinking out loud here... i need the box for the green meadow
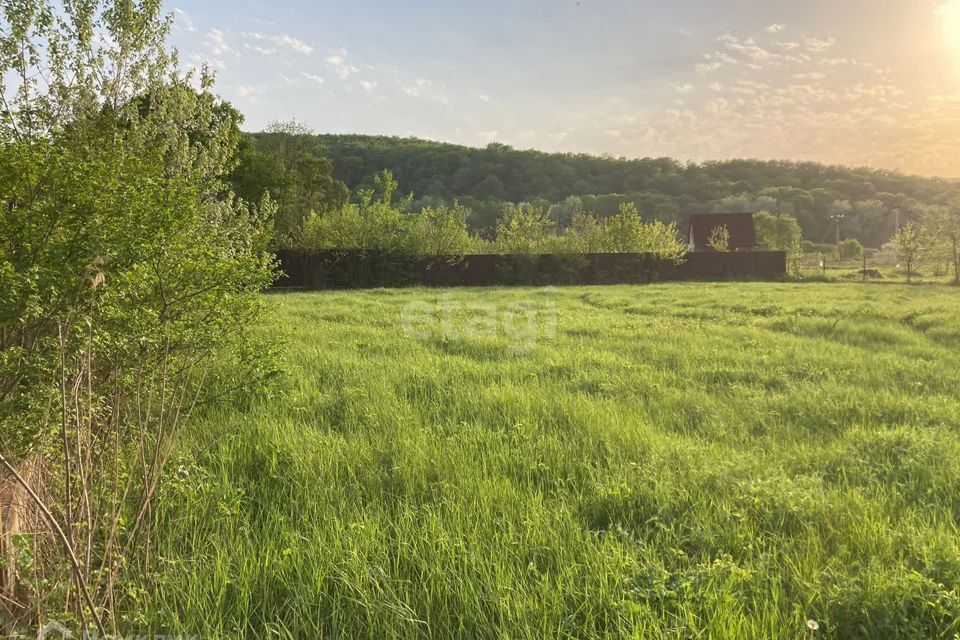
[146,283,960,639]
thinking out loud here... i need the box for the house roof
[688,213,757,249]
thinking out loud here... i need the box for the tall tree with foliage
[0,0,276,632]
[233,120,348,244]
[594,203,685,261]
[410,202,477,257]
[495,204,555,255]
[754,211,803,270]
[893,222,924,283]
[564,210,604,253]
[923,203,960,285]
[602,203,648,253]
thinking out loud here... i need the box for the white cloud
[241,32,314,55]
[556,23,960,176]
[326,50,360,78]
[247,45,277,55]
[300,72,324,84]
[274,34,314,55]
[695,51,738,74]
[765,24,785,33]
[697,29,816,75]
[803,36,837,52]
[696,61,723,74]
[675,83,694,94]
[359,80,378,93]
[930,92,960,104]
[470,23,957,177]
[173,8,196,33]
[396,77,454,105]
[206,29,231,57]
[399,78,432,97]
[728,80,769,96]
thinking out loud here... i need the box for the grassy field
[144,283,960,639]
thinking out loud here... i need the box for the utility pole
[830,201,848,247]
[833,212,844,245]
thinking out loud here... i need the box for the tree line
[232,124,960,281]
[226,122,844,273]
[293,168,688,262]
[232,127,960,250]
[892,206,960,283]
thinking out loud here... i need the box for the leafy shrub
[0,0,277,630]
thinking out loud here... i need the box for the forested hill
[241,132,960,247]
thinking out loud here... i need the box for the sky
[168,0,960,177]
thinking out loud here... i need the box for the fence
[273,250,787,289]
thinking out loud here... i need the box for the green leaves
[0,0,277,626]
[495,204,555,255]
[559,204,687,262]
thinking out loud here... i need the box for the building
[687,212,758,252]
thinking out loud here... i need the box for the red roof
[688,213,757,250]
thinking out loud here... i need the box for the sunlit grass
[145,283,960,639]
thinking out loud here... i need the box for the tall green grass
[143,283,960,639]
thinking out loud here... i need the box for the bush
[755,211,802,255]
[838,238,864,262]
[0,1,276,630]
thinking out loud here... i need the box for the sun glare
[937,0,960,55]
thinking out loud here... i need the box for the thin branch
[0,453,106,638]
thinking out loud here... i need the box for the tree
[234,120,348,244]
[472,174,507,200]
[550,195,585,229]
[923,203,960,284]
[601,203,649,253]
[300,205,366,250]
[564,211,604,253]
[587,203,686,262]
[363,170,415,252]
[629,219,687,263]
[708,226,731,252]
[851,199,889,248]
[754,211,803,271]
[755,212,802,253]
[0,0,276,630]
[495,203,555,254]
[893,222,923,283]
[410,203,477,257]
[838,239,864,262]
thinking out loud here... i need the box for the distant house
[687,213,758,252]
